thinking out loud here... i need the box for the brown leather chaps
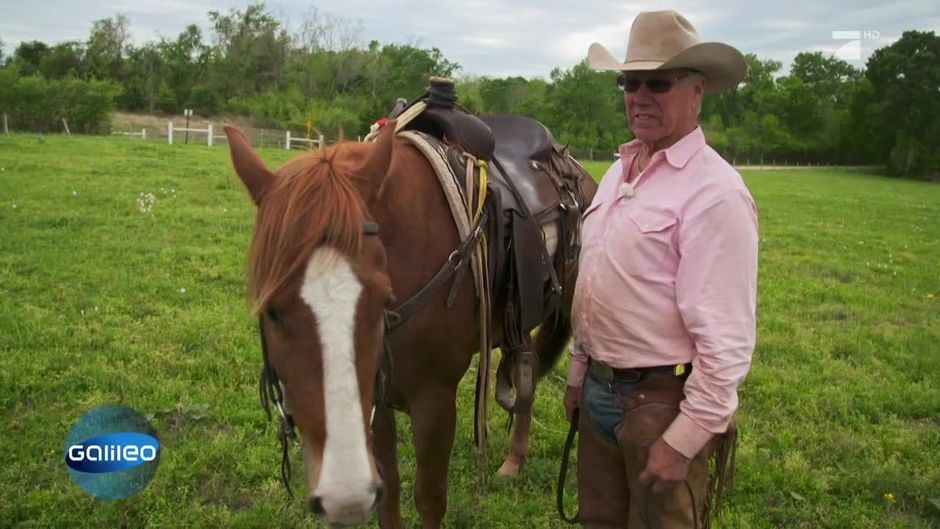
[575,374,735,529]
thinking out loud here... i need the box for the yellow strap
[473,159,487,225]
[674,363,686,376]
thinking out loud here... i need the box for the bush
[0,67,120,133]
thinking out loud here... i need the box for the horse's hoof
[496,459,521,478]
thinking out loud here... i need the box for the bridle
[257,207,484,497]
[256,220,382,497]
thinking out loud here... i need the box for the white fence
[167,121,215,146]
[112,128,147,140]
[285,130,324,150]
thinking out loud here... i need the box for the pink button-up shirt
[568,126,758,458]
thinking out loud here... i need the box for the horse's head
[225,124,396,525]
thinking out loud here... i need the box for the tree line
[1,3,937,177]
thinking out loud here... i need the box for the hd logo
[64,405,161,499]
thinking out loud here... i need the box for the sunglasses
[616,72,691,93]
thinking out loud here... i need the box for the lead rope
[258,317,300,497]
[556,409,579,523]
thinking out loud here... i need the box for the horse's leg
[410,385,458,529]
[373,403,402,529]
[497,312,572,478]
[496,337,534,478]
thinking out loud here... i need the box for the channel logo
[64,405,161,499]
[66,432,160,473]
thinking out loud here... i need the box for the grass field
[0,134,937,528]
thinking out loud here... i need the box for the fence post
[62,118,71,136]
[285,130,291,150]
[142,128,147,140]
[207,124,213,147]
[260,129,264,148]
[168,121,174,145]
[318,134,324,150]
[3,113,8,135]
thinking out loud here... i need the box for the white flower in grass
[72,190,77,197]
[137,192,156,214]
[180,287,187,294]
[11,204,16,209]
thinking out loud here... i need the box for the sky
[1,0,938,79]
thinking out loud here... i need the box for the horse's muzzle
[309,483,385,526]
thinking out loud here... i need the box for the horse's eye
[265,309,281,326]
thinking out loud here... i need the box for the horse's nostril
[373,484,386,508]
[309,495,325,516]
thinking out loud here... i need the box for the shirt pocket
[610,207,678,276]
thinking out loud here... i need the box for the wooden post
[207,124,213,147]
[141,128,147,140]
[168,122,174,145]
[318,134,324,150]
[260,129,264,148]
[285,130,291,150]
[62,118,71,136]
[3,113,9,135]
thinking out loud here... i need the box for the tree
[208,3,291,101]
[159,25,211,110]
[861,30,940,177]
[542,60,624,154]
[85,15,131,80]
[789,51,861,106]
[39,42,84,79]
[12,41,50,76]
[122,43,164,112]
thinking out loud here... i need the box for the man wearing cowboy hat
[563,10,758,528]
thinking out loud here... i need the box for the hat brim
[588,42,747,93]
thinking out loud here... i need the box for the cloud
[2,0,937,78]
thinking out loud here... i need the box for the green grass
[1,135,937,528]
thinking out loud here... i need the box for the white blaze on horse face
[300,247,375,521]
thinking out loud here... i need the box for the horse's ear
[224,125,275,206]
[354,120,396,197]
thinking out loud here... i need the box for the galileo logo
[64,405,161,499]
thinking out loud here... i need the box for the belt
[588,358,691,385]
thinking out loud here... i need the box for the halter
[257,220,382,497]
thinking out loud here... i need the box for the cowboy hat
[588,10,747,93]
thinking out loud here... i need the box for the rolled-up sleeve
[567,339,589,386]
[662,189,758,459]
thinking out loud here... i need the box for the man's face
[622,69,704,151]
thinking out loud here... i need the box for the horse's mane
[248,143,369,312]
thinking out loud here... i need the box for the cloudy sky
[2,0,938,78]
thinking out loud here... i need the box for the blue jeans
[582,373,640,445]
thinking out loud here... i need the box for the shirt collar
[618,126,706,170]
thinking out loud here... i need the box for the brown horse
[224,121,594,527]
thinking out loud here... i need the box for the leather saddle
[394,85,593,413]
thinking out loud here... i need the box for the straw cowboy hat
[588,10,747,93]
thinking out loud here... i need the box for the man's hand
[563,385,582,424]
[638,438,691,493]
